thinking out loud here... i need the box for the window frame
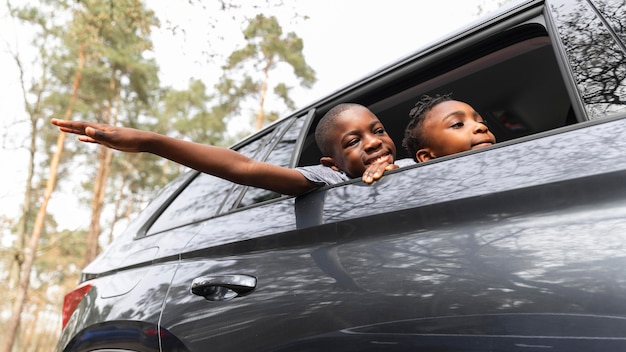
[142,121,292,237]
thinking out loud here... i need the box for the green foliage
[160,79,227,146]
[218,14,316,129]
[3,2,317,349]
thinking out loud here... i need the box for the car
[57,0,626,351]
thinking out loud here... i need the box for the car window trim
[228,115,300,209]
[215,122,289,214]
[290,108,317,168]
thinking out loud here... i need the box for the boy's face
[416,100,496,162]
[321,107,396,178]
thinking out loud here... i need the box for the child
[402,94,496,162]
[52,103,399,196]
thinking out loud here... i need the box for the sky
[0,0,508,233]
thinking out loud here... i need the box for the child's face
[322,107,396,178]
[417,100,496,162]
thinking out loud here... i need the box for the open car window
[141,2,626,236]
[298,20,575,166]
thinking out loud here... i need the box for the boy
[52,103,399,196]
[402,94,496,162]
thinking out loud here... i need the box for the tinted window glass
[146,130,276,235]
[122,171,195,239]
[235,114,306,208]
[549,0,626,118]
[218,116,302,212]
[591,0,626,46]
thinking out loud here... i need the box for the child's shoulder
[395,158,416,167]
[296,164,350,186]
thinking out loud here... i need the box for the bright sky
[0,0,507,232]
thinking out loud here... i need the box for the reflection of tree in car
[549,0,626,118]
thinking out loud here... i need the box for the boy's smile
[321,106,396,178]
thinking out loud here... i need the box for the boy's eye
[346,138,360,147]
[373,127,385,135]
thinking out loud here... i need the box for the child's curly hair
[402,94,452,161]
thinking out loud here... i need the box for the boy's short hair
[402,94,452,161]
[315,103,363,157]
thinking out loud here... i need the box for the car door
[156,111,315,351]
[156,118,626,352]
[155,1,626,351]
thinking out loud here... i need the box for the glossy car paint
[159,117,626,351]
[57,0,626,351]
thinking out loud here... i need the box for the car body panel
[57,0,626,351]
[159,115,626,351]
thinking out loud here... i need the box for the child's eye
[346,138,360,147]
[374,128,385,135]
[450,122,464,129]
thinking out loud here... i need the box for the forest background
[0,0,511,351]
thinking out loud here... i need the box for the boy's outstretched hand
[361,161,398,185]
[51,119,149,153]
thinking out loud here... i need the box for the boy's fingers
[85,126,109,141]
[85,126,97,137]
[363,161,400,184]
[385,164,399,171]
[372,163,391,178]
[362,168,376,184]
[361,163,386,184]
[78,135,98,144]
[53,120,89,135]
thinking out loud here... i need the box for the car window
[295,21,575,166]
[145,127,279,236]
[233,113,308,209]
[548,0,626,119]
[120,170,196,239]
[216,118,301,213]
[590,0,626,46]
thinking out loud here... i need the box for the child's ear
[416,149,435,163]
[320,156,341,171]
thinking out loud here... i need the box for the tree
[1,1,81,351]
[160,79,227,147]
[2,2,315,350]
[217,14,316,130]
[98,78,225,246]
[72,0,159,266]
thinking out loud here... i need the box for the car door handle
[190,274,257,301]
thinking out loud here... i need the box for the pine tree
[217,14,316,130]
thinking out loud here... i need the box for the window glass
[548,0,626,118]
[122,171,195,239]
[146,130,277,236]
[219,116,303,211]
[236,115,305,208]
[591,0,626,46]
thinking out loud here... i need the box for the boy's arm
[51,119,317,196]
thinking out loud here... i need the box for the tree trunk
[255,58,272,130]
[10,47,46,296]
[1,44,84,352]
[84,76,118,266]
